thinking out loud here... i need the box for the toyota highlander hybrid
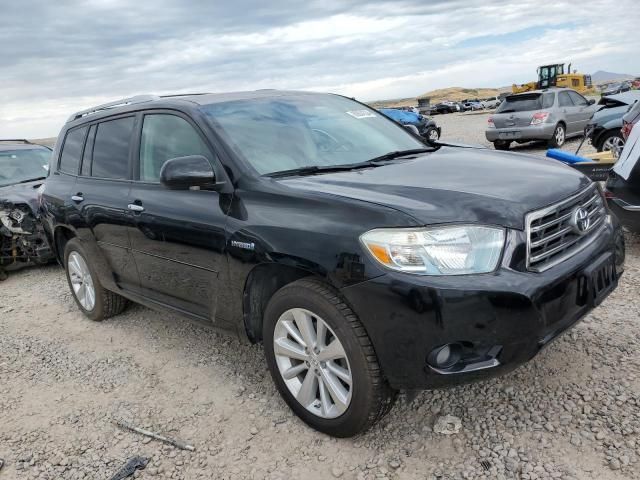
[41,91,624,437]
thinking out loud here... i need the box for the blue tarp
[379,108,422,126]
[546,148,590,164]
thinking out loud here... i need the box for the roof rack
[159,93,211,98]
[0,139,33,144]
[66,95,160,123]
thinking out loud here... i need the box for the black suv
[42,91,624,437]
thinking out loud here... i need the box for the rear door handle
[127,203,145,212]
[71,194,84,202]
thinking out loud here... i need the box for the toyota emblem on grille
[571,207,590,234]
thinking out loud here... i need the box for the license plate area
[577,253,617,307]
[499,131,521,139]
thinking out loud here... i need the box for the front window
[139,114,213,182]
[0,148,50,187]
[200,94,424,175]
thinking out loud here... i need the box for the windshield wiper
[266,149,433,178]
[267,163,375,178]
[366,148,434,163]
[17,176,47,184]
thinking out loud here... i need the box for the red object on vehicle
[621,119,635,141]
[530,112,550,125]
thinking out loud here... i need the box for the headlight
[360,225,505,275]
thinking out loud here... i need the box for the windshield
[200,94,425,175]
[496,93,554,113]
[0,148,50,187]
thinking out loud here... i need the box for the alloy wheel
[273,308,353,419]
[68,251,96,311]
[602,136,625,158]
[429,129,440,141]
[555,125,565,146]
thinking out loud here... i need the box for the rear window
[59,127,87,174]
[92,117,134,179]
[496,93,554,113]
[558,91,573,107]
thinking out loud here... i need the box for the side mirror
[160,155,217,190]
[588,99,596,105]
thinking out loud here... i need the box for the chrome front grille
[526,185,606,272]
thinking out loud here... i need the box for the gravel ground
[2,117,638,480]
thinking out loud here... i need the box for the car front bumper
[485,123,556,142]
[340,219,624,390]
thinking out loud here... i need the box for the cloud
[1,0,639,137]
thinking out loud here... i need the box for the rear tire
[263,277,396,437]
[493,140,511,150]
[64,238,128,321]
[548,123,566,148]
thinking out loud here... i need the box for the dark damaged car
[0,140,55,280]
[43,91,624,437]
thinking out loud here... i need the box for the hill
[591,70,636,84]
[415,87,508,103]
[370,86,511,108]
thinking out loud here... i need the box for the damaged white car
[0,140,55,280]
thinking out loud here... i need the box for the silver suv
[486,89,596,150]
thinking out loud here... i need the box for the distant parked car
[378,108,441,143]
[486,88,597,150]
[429,102,459,114]
[481,96,502,109]
[586,91,640,157]
[462,100,483,111]
[602,83,631,96]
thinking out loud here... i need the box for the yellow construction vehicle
[512,63,594,94]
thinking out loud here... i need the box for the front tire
[548,123,566,148]
[425,127,440,143]
[64,238,128,321]
[263,278,396,437]
[598,130,625,157]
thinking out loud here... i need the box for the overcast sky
[2,0,639,138]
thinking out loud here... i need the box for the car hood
[278,146,591,230]
[589,104,628,126]
[0,179,44,214]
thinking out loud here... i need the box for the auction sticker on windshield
[346,110,377,119]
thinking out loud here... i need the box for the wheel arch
[596,128,623,151]
[53,225,76,265]
[242,263,321,343]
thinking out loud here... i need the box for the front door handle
[71,194,84,202]
[127,204,145,212]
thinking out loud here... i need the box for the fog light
[429,343,461,369]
